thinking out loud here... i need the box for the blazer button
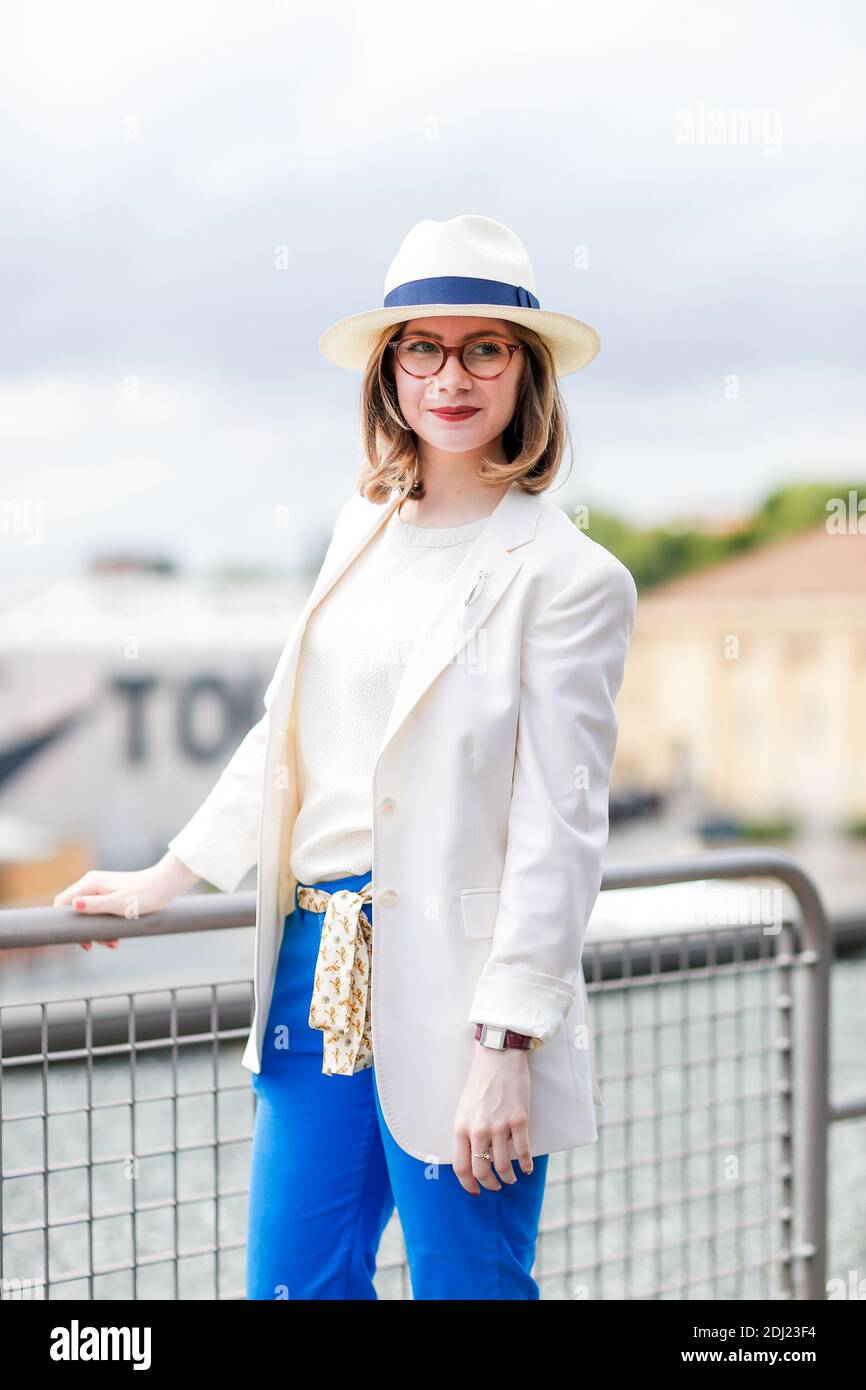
[377,889,398,908]
[379,797,397,813]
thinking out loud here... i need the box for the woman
[55,215,637,1300]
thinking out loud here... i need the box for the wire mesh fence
[0,850,851,1300]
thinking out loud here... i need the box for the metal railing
[0,849,861,1300]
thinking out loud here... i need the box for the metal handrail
[0,846,858,1301]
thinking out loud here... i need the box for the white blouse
[288,502,489,886]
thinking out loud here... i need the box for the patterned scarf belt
[297,882,375,1076]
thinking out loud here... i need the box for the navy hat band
[383,274,540,311]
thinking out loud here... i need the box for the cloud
[0,0,862,574]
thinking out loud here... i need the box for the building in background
[0,560,310,901]
[616,521,866,831]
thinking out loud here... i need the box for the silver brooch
[465,568,494,606]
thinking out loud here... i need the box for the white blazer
[168,479,637,1164]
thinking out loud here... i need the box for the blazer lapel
[375,481,543,763]
[261,492,402,719]
[272,480,544,767]
[304,490,403,617]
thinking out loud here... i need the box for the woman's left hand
[452,1046,534,1194]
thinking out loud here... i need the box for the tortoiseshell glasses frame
[388,334,523,380]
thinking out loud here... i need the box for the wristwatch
[474,1023,533,1050]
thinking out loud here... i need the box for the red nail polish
[75,899,85,909]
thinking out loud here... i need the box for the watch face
[484,1025,507,1049]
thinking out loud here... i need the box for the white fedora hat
[318,214,600,378]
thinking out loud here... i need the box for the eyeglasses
[388,335,522,380]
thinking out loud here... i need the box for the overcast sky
[1,0,863,582]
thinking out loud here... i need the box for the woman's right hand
[53,851,201,950]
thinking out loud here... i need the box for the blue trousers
[246,868,549,1300]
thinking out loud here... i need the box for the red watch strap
[474,1023,533,1049]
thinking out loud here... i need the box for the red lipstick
[429,407,480,421]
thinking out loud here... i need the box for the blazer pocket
[459,888,500,940]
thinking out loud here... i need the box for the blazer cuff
[167,819,257,895]
[467,963,576,1044]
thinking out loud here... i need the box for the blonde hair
[356,320,573,504]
